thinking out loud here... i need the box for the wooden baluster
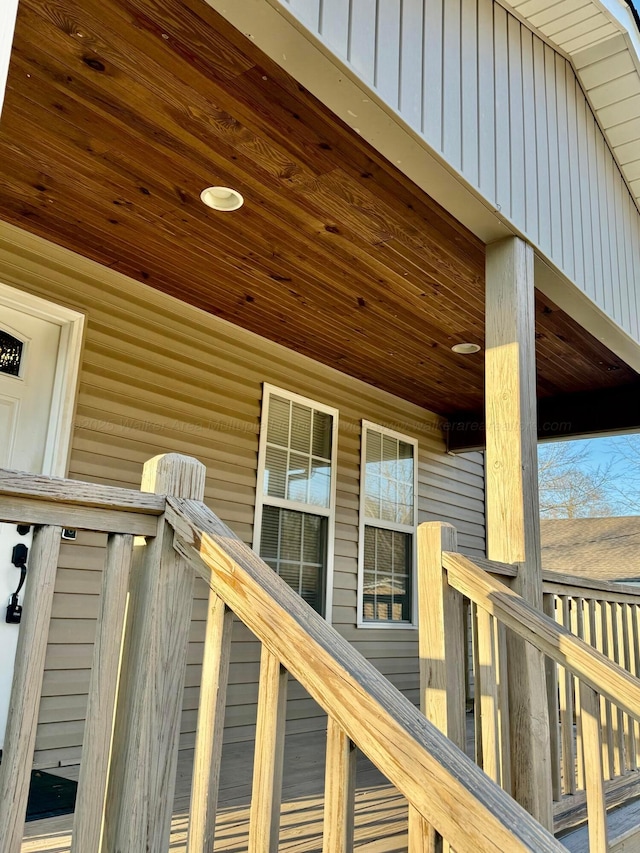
[476,608,501,784]
[187,594,234,853]
[543,593,562,801]
[471,602,483,768]
[606,602,624,777]
[0,525,62,853]
[615,602,630,775]
[629,604,640,768]
[323,717,356,853]
[249,646,288,852]
[408,807,441,853]
[571,597,584,791]
[558,596,576,794]
[72,533,133,853]
[621,603,637,771]
[593,600,614,780]
[579,683,608,853]
[496,621,512,795]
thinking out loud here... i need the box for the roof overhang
[503,0,640,207]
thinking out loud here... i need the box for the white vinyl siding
[254,385,338,617]
[277,0,640,344]
[358,423,418,628]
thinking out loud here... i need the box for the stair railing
[0,457,565,853]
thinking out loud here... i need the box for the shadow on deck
[21,731,409,852]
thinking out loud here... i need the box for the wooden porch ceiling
[0,0,636,417]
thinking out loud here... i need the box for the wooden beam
[484,237,553,829]
[447,380,640,452]
[103,454,206,853]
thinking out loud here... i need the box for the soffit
[505,0,640,205]
[0,0,634,417]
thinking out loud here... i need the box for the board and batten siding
[0,224,485,768]
[276,0,640,344]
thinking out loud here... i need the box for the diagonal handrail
[443,551,640,721]
[165,496,566,853]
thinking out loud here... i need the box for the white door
[0,306,65,748]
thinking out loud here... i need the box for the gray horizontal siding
[279,0,640,343]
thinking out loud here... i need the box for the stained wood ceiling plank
[0,165,480,408]
[0,0,633,418]
[6,36,484,336]
[21,0,481,290]
[3,80,485,357]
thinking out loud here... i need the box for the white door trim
[0,282,84,476]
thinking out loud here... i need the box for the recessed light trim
[451,342,481,354]
[200,186,244,212]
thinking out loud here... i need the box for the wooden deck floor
[21,716,640,852]
[21,731,409,852]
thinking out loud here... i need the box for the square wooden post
[414,521,466,850]
[104,453,206,852]
[485,237,553,829]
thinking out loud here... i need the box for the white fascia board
[596,1,640,62]
[205,0,512,246]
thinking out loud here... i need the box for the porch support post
[0,0,18,118]
[485,237,553,829]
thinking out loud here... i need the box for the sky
[540,433,640,517]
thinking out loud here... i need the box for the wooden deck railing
[0,456,565,853]
[420,521,640,853]
[542,573,640,831]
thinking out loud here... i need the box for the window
[0,330,23,377]
[358,422,418,627]
[254,385,338,617]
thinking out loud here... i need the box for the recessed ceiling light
[200,186,244,212]
[451,342,481,354]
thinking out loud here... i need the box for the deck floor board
[21,731,408,852]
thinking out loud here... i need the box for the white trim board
[0,282,85,477]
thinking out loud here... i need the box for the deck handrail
[165,496,564,853]
[433,544,640,851]
[443,551,640,721]
[543,570,640,601]
[0,467,166,513]
[0,459,565,853]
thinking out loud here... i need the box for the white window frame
[357,420,419,629]
[253,383,339,623]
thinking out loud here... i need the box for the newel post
[417,521,466,747]
[413,521,466,847]
[485,237,553,829]
[104,453,206,852]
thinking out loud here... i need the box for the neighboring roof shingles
[541,517,640,582]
